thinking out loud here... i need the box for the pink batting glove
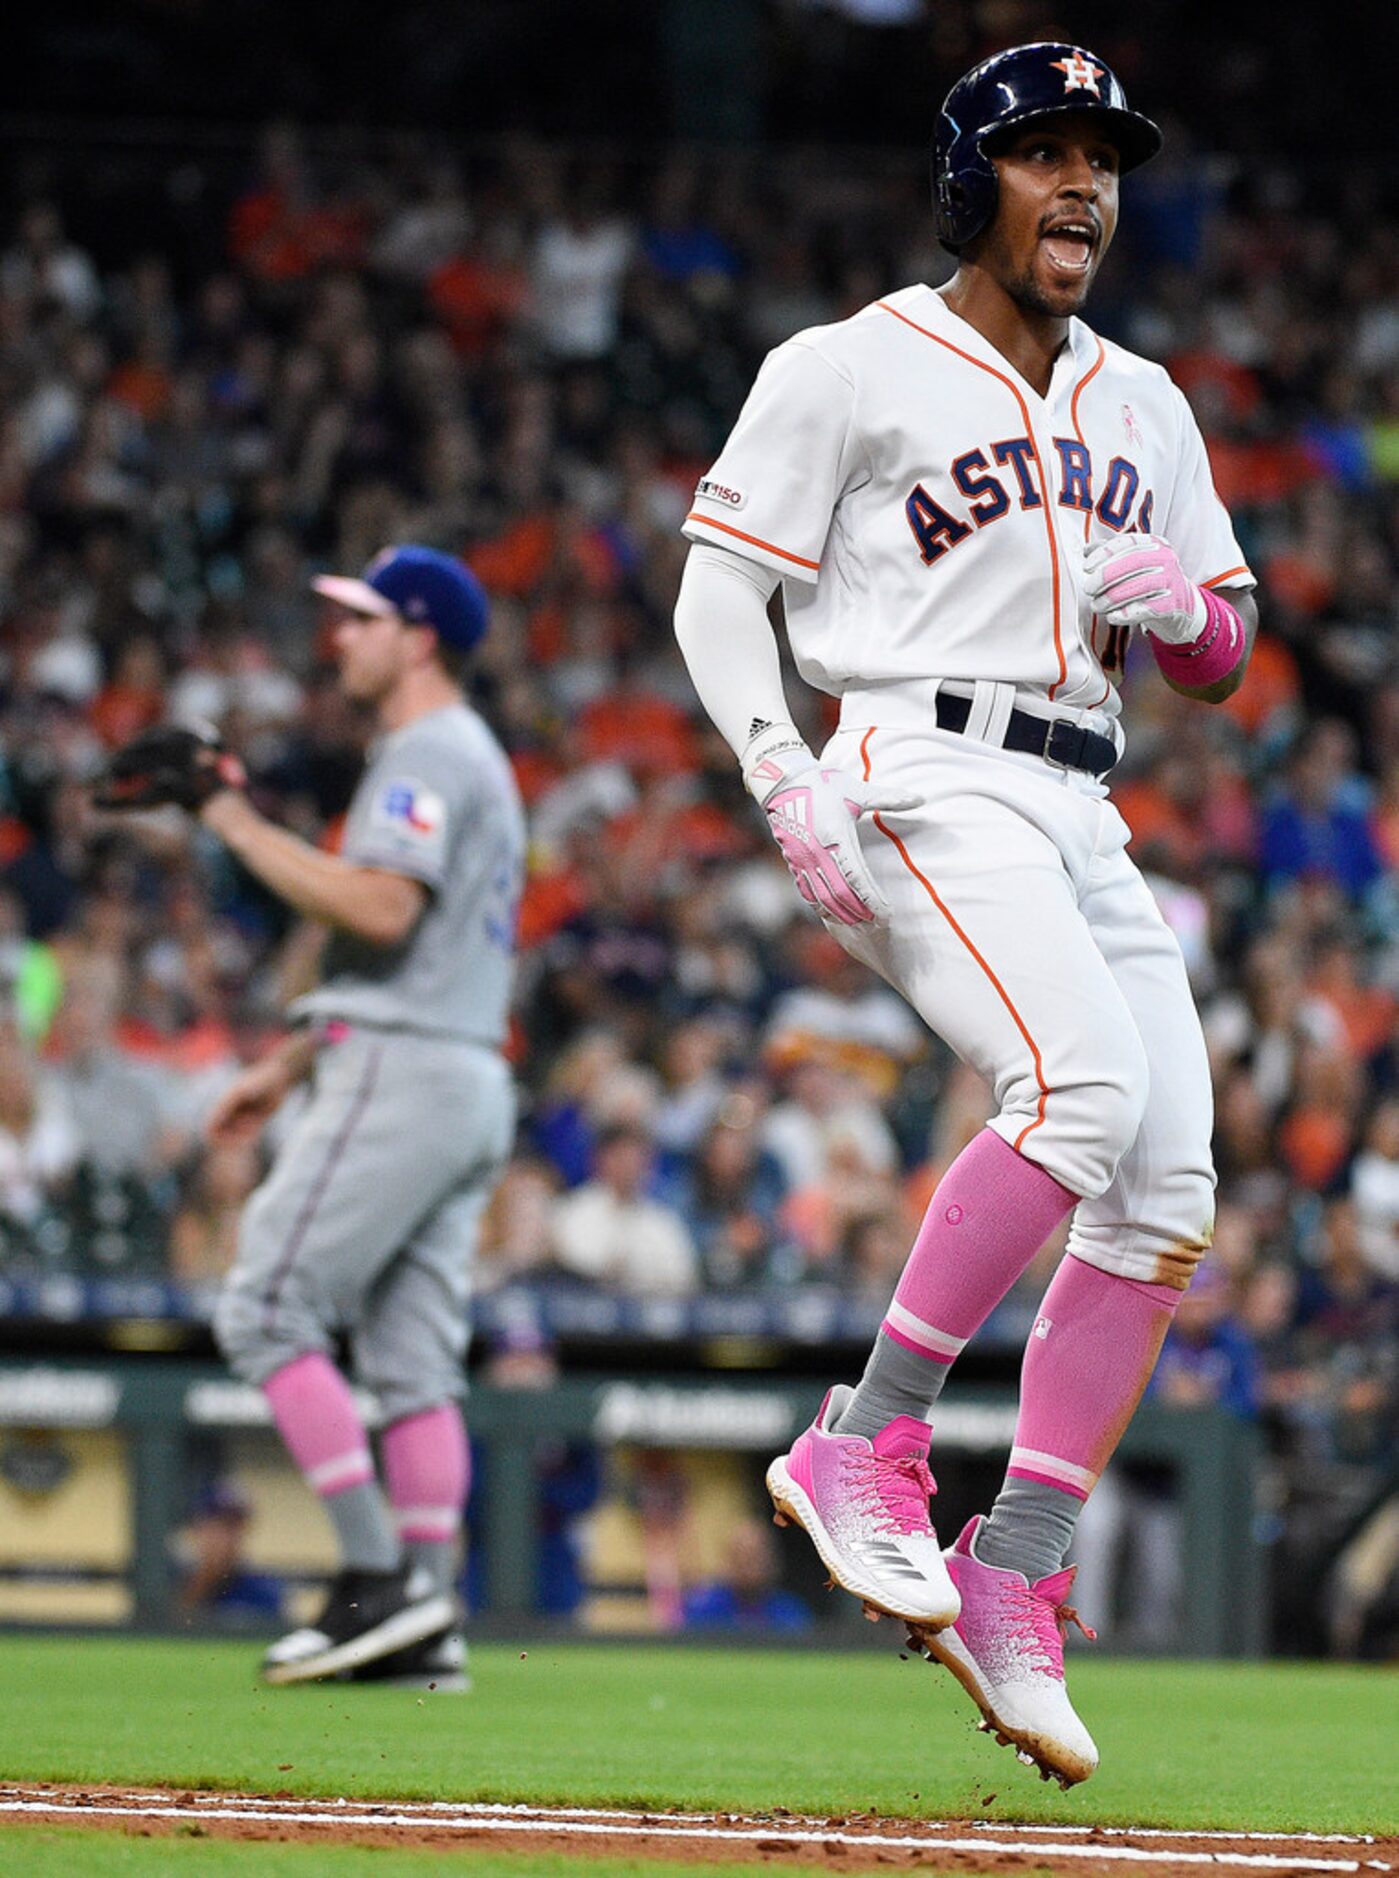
[1084,532,1207,646]
[743,723,918,926]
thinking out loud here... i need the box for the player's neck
[939,271,1070,398]
[377,664,463,732]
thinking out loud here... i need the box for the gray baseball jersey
[293,703,525,1046]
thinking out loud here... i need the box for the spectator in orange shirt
[1306,932,1396,1062]
[88,636,166,750]
[1277,1043,1364,1194]
[1220,632,1302,746]
[578,655,701,777]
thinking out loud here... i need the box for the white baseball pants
[824,703,1214,1290]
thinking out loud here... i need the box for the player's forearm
[673,543,791,758]
[275,920,330,1007]
[1158,588,1258,704]
[200,794,424,944]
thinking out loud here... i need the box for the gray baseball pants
[214,1026,514,1421]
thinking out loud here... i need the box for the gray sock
[833,1327,951,1441]
[402,1535,460,1601]
[323,1481,401,1574]
[976,1475,1081,1583]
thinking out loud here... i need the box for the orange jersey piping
[859,727,1051,1151]
[1068,335,1107,546]
[685,511,820,570]
[876,300,1068,700]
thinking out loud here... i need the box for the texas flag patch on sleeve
[371,778,446,842]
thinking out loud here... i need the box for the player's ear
[405,622,440,668]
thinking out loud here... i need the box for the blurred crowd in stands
[0,123,1394,1652]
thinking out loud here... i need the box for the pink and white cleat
[766,1385,960,1626]
[913,1515,1098,1788]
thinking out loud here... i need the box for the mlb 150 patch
[372,779,445,839]
[695,476,746,509]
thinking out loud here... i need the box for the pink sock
[1007,1254,1180,1498]
[382,1402,471,1544]
[885,1128,1079,1367]
[837,1129,1080,1440]
[263,1351,375,1497]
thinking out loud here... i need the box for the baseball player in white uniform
[193,546,524,1687]
[673,43,1256,1784]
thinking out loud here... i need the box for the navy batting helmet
[932,42,1162,254]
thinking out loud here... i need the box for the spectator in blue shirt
[681,1515,812,1635]
[173,1479,285,1624]
[660,1108,796,1290]
[1153,1263,1261,1420]
[1259,720,1384,904]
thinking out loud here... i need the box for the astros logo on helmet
[931,41,1162,254]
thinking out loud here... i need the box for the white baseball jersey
[682,284,1254,722]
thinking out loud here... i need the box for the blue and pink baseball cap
[312,545,488,652]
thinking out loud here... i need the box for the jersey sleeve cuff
[682,510,821,584]
[1201,564,1256,591]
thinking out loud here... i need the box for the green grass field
[0,1636,1391,1874]
[0,1838,801,1878]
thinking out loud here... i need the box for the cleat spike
[772,1513,789,1528]
[863,1603,883,1623]
[977,1720,993,1734]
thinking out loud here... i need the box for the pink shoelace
[1003,1583,1097,1680]
[857,1451,938,1537]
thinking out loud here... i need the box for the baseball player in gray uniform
[195,545,524,1687]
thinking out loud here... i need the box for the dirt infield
[2,1787,1394,1872]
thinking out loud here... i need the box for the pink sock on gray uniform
[262,1350,400,1572]
[263,1350,375,1494]
[382,1401,471,1599]
[382,1402,471,1545]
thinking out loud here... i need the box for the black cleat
[261,1566,453,1686]
[348,1629,469,1691]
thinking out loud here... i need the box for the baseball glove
[92,722,247,812]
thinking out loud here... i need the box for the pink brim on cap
[311,575,399,617]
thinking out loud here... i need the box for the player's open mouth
[1040,221,1098,275]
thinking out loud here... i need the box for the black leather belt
[935,691,1118,777]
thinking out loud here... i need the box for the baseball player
[673,44,1256,1784]
[98,546,524,1687]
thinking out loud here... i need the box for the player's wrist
[740,719,813,805]
[199,788,255,838]
[1148,586,1247,686]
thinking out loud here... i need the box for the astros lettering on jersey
[683,284,1252,724]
